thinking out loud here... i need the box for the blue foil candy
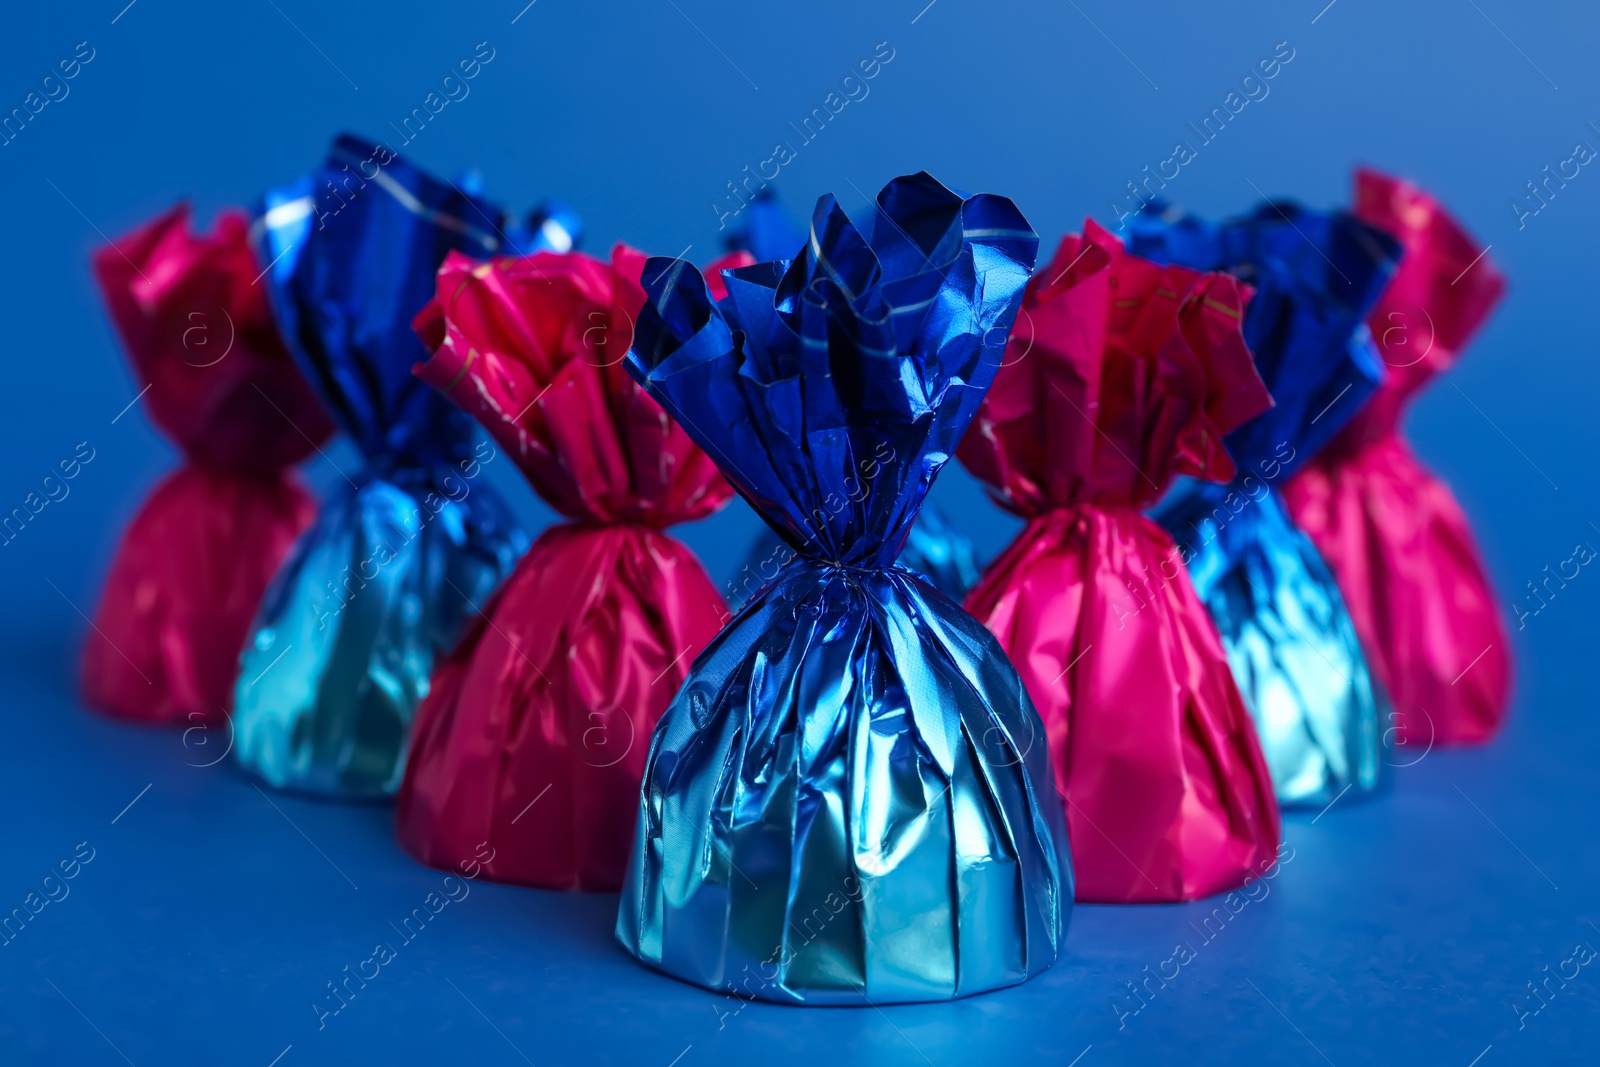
[619,173,1071,1003]
[232,134,529,798]
[1127,200,1402,807]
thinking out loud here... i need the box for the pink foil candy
[960,221,1281,902]
[85,204,334,725]
[396,246,740,890]
[1285,169,1510,746]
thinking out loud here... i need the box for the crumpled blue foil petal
[732,503,982,613]
[233,134,527,798]
[1129,200,1401,806]
[619,173,1070,1003]
[721,191,984,613]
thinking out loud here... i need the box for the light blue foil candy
[619,173,1070,1003]
[232,134,537,798]
[1160,482,1388,806]
[1128,199,1402,807]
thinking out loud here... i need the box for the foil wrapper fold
[233,134,527,797]
[1286,169,1511,747]
[85,204,333,725]
[1127,197,1402,806]
[720,189,982,611]
[733,503,982,612]
[960,221,1281,902]
[619,173,1070,1002]
[397,246,735,889]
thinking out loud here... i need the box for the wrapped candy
[84,205,334,725]
[960,220,1280,903]
[725,189,985,611]
[396,247,738,889]
[1124,199,1403,806]
[618,174,1070,1003]
[232,135,531,797]
[1285,170,1510,746]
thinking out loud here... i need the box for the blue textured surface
[3,0,1598,1062]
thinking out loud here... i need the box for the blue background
[3,0,1597,1063]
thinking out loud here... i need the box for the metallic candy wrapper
[84,204,334,726]
[232,135,530,798]
[960,221,1281,903]
[1127,199,1403,807]
[1157,485,1389,806]
[732,503,983,613]
[722,190,985,613]
[1286,169,1511,746]
[619,174,1070,1003]
[396,246,737,889]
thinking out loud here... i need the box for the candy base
[617,562,1071,1004]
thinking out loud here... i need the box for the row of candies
[81,133,1504,1003]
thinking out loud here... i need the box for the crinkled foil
[618,173,1070,1003]
[232,134,529,797]
[86,203,333,726]
[1285,169,1511,745]
[1157,484,1389,806]
[1127,196,1402,805]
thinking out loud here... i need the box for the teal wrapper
[1130,199,1400,806]
[1160,482,1388,805]
[231,135,534,797]
[617,173,1070,1002]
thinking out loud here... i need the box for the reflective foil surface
[1286,170,1511,747]
[85,204,332,725]
[959,221,1281,902]
[1127,198,1401,805]
[233,135,527,797]
[619,173,1070,1002]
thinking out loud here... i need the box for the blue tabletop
[3,0,1599,1063]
